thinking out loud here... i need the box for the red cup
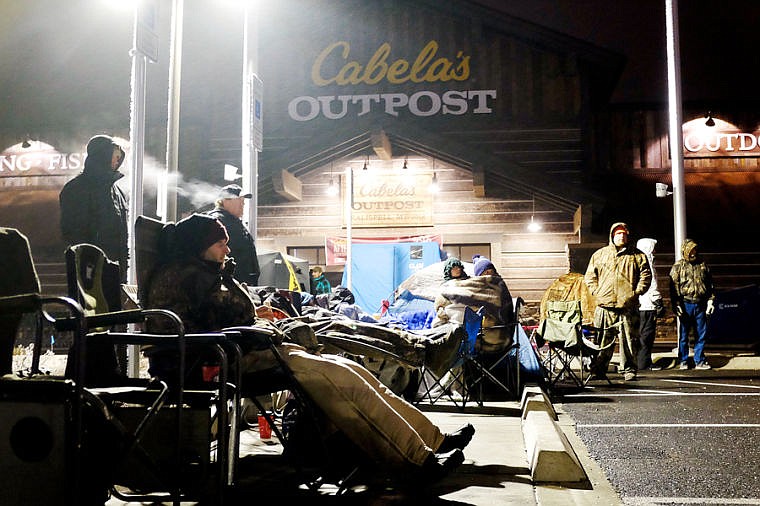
[258,414,272,440]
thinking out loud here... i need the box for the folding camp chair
[464,297,524,403]
[533,300,612,390]
[134,215,365,496]
[63,241,242,504]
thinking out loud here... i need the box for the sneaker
[623,372,636,381]
[643,365,662,371]
[695,362,712,370]
[679,362,689,370]
[437,423,475,453]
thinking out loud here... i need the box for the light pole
[161,0,184,222]
[345,166,354,291]
[665,0,687,260]
[242,2,262,236]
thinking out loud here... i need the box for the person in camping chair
[143,214,474,483]
[433,256,514,353]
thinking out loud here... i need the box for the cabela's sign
[289,40,497,121]
[343,171,434,228]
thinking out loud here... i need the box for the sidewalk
[225,400,623,506]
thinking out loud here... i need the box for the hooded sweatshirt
[59,135,129,280]
[584,222,652,310]
[635,238,663,311]
[669,239,715,306]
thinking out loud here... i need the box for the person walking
[584,222,652,381]
[636,238,664,371]
[669,238,716,370]
[59,134,129,281]
[207,183,260,286]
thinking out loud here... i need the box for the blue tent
[342,242,442,313]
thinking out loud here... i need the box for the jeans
[679,302,708,365]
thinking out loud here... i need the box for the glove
[706,299,715,316]
[674,304,684,318]
[654,299,666,318]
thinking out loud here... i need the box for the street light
[345,166,354,291]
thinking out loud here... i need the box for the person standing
[59,134,129,281]
[636,238,664,371]
[584,222,652,381]
[669,239,716,370]
[207,183,260,286]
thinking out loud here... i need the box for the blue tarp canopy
[342,242,442,314]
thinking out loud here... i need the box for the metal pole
[127,7,147,378]
[242,3,259,235]
[665,0,687,260]
[162,0,183,222]
[345,167,353,291]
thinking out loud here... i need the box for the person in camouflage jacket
[584,222,652,381]
[669,239,715,370]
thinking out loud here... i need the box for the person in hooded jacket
[669,239,715,370]
[584,222,651,381]
[59,134,129,281]
[636,238,664,371]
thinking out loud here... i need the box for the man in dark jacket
[59,134,129,281]
[206,184,260,285]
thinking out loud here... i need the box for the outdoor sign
[343,170,434,228]
[683,124,760,158]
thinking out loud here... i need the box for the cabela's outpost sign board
[343,170,434,228]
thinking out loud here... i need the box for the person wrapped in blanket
[433,256,514,353]
[142,214,473,483]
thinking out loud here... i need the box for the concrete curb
[521,385,587,483]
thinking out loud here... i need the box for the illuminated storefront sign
[288,39,497,121]
[0,152,85,175]
[344,171,434,228]
[683,128,760,158]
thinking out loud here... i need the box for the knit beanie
[174,214,229,257]
[474,257,496,276]
[443,257,468,280]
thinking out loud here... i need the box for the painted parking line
[566,391,760,397]
[577,423,760,428]
[661,378,760,389]
[624,497,760,505]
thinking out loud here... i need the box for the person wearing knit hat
[173,214,229,258]
[142,216,474,484]
[443,257,469,281]
[473,256,497,277]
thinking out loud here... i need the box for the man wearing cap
[584,222,652,381]
[207,184,260,285]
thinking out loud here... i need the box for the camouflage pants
[590,307,640,376]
